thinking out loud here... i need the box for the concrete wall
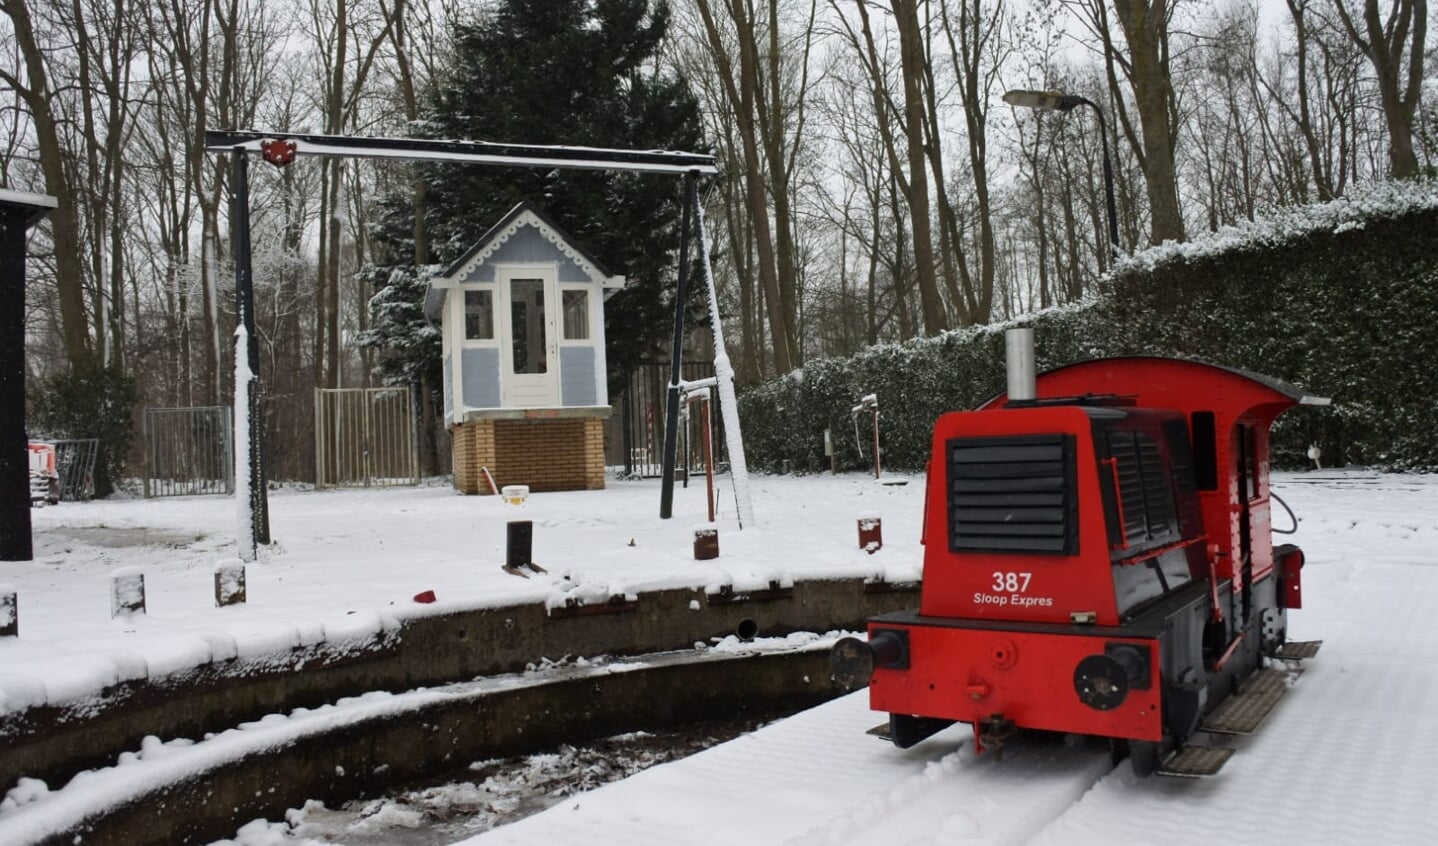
[1,578,921,802]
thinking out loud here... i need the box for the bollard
[1,584,17,637]
[694,528,719,560]
[502,520,546,576]
[507,520,533,569]
[858,516,882,554]
[111,567,147,618]
[214,563,247,607]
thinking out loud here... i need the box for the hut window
[563,290,589,340]
[464,290,494,340]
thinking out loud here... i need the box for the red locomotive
[833,332,1327,776]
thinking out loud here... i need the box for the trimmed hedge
[739,183,1438,473]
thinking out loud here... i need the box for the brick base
[452,417,605,494]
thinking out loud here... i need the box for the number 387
[992,571,1032,592]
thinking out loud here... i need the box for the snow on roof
[0,188,58,228]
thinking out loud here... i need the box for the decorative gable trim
[434,208,625,289]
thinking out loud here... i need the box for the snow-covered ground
[2,470,1435,844]
[0,473,920,716]
[447,471,1437,846]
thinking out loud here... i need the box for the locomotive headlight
[1073,643,1150,710]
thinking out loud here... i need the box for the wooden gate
[315,387,419,489]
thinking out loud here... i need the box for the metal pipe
[1006,328,1036,402]
[659,171,698,519]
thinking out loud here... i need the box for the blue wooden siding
[560,347,597,406]
[462,348,502,408]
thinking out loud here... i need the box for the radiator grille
[948,434,1077,554]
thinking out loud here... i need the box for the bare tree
[1332,0,1427,178]
[938,0,1006,324]
[1067,0,1185,244]
[690,0,818,373]
[1,0,96,369]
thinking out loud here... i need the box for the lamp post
[1003,89,1121,261]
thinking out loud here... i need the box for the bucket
[500,484,529,505]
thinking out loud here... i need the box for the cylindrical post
[872,408,881,479]
[1006,328,1036,402]
[702,398,715,522]
[506,520,533,570]
[231,151,271,547]
[110,568,147,617]
[214,563,247,607]
[659,171,698,519]
[1,585,17,637]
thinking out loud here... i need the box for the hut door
[500,270,559,406]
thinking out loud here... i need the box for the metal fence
[605,361,724,478]
[142,407,233,497]
[315,387,419,488]
[53,438,99,501]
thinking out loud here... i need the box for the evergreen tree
[360,0,705,398]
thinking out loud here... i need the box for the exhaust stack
[1006,328,1036,402]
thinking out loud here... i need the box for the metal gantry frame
[204,131,725,556]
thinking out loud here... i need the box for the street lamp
[1003,89,1121,261]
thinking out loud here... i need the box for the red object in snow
[833,355,1328,776]
[413,590,437,604]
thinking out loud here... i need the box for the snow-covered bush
[739,180,1438,473]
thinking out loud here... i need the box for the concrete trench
[3,577,919,845]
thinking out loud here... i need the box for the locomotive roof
[981,355,1330,412]
[1044,356,1331,407]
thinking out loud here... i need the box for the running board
[1202,667,1300,735]
[1274,640,1323,660]
[1158,743,1235,778]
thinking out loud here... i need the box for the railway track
[466,692,1116,846]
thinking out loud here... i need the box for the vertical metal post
[659,171,697,519]
[1081,102,1122,261]
[141,410,151,498]
[231,151,270,545]
[0,209,32,561]
[872,410,881,480]
[702,398,715,522]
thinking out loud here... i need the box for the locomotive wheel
[1111,738,1161,777]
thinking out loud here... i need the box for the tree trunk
[1334,0,1426,179]
[1113,0,1186,244]
[892,0,947,334]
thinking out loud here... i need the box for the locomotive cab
[833,352,1327,775]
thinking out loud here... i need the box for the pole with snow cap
[230,151,270,559]
[852,394,880,479]
[692,191,754,527]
